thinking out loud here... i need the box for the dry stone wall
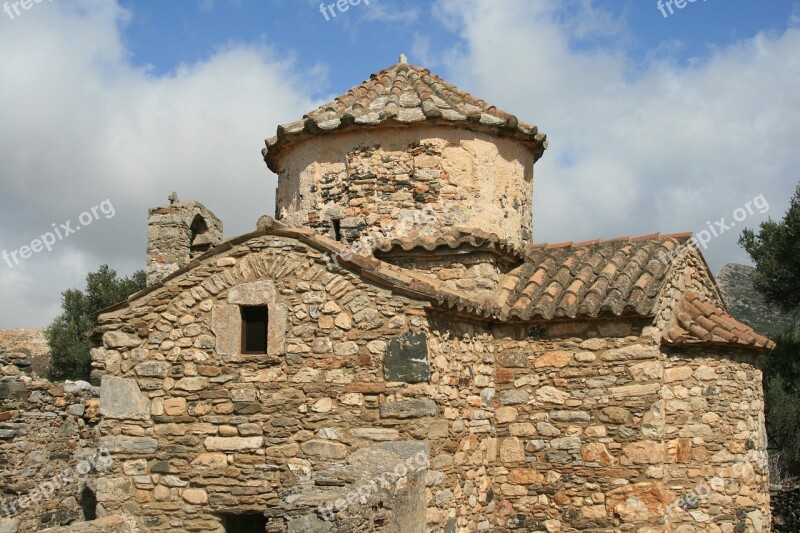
[660,351,769,532]
[488,324,669,531]
[424,320,496,532]
[38,515,139,533]
[0,377,101,533]
[0,330,51,378]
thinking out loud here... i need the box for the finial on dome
[399,53,408,64]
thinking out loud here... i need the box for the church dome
[264,56,548,248]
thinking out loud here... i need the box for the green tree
[761,331,800,476]
[739,184,800,317]
[46,265,145,381]
[741,183,800,477]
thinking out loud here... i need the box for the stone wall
[378,250,516,298]
[425,318,770,532]
[0,377,102,533]
[660,350,769,531]
[0,329,51,378]
[92,234,436,532]
[39,515,139,532]
[423,319,497,532]
[146,200,223,286]
[273,127,535,248]
[771,486,800,532]
[89,231,771,532]
[488,323,668,531]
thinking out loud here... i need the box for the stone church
[88,57,773,532]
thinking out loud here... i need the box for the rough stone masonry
[1,57,775,532]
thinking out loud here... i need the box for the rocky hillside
[716,264,797,338]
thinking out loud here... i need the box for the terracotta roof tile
[496,235,686,320]
[666,327,690,343]
[663,291,774,351]
[262,59,547,172]
[99,218,773,355]
[372,227,526,263]
[661,232,694,240]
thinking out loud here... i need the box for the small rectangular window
[332,218,342,241]
[241,306,268,354]
[221,514,267,533]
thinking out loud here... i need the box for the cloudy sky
[1,0,798,329]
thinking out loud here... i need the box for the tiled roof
[101,219,771,354]
[491,234,693,321]
[262,57,547,172]
[663,291,775,351]
[372,227,525,263]
[356,231,697,322]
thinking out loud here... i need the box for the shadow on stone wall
[771,486,800,532]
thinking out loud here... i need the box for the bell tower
[145,193,223,286]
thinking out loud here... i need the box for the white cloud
[0,0,319,328]
[2,0,799,329]
[359,1,419,23]
[411,33,434,68]
[433,0,800,270]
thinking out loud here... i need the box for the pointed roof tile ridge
[663,290,775,352]
[262,59,548,172]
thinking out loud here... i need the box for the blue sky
[117,0,796,94]
[1,0,799,327]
